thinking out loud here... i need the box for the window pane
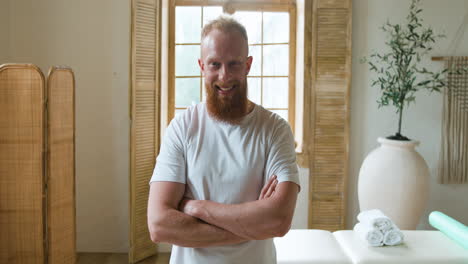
[263,45,288,76]
[248,45,261,76]
[203,6,223,26]
[247,77,261,105]
[232,11,262,44]
[175,108,186,117]
[175,78,200,107]
[176,7,201,43]
[270,109,288,122]
[263,12,289,43]
[176,45,200,76]
[263,77,288,108]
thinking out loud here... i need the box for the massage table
[274,229,468,264]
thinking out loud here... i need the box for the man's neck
[246,100,255,115]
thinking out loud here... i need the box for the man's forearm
[183,182,298,240]
[149,207,247,248]
[186,199,284,240]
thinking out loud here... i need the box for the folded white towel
[353,222,384,247]
[357,209,393,232]
[383,224,404,246]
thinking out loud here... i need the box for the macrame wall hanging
[438,57,468,184]
[433,6,468,184]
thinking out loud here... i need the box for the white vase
[358,137,430,230]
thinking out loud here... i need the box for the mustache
[213,83,238,87]
[213,81,239,87]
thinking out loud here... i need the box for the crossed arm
[180,178,299,240]
[147,181,247,248]
[147,176,299,247]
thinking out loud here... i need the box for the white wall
[349,0,468,230]
[0,0,10,62]
[7,0,130,252]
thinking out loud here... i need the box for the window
[168,1,296,132]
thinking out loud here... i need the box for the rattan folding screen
[0,64,76,264]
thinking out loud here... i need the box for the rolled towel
[383,224,404,246]
[354,222,384,247]
[357,209,393,232]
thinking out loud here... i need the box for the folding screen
[0,64,46,264]
[47,66,76,264]
[0,63,76,264]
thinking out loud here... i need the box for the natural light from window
[174,6,291,122]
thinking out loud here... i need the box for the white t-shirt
[150,102,300,264]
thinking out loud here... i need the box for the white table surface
[333,230,468,264]
[274,229,352,264]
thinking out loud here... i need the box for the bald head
[202,16,248,42]
[201,16,249,57]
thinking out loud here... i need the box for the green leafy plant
[363,0,448,141]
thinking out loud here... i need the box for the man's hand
[259,175,278,200]
[179,197,199,216]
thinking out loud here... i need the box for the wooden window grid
[168,0,296,133]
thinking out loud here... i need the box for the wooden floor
[77,253,170,264]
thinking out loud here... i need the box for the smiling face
[198,29,253,124]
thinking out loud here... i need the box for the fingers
[264,179,278,198]
[266,178,278,198]
[259,175,278,199]
[259,175,275,199]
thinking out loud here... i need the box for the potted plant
[357,0,447,229]
[364,0,448,141]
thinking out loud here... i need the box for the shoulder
[170,103,205,127]
[254,105,291,133]
[165,103,207,142]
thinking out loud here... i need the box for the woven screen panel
[47,67,76,264]
[129,0,160,262]
[0,64,46,264]
[308,0,352,231]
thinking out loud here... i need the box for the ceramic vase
[358,137,430,229]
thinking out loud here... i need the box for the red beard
[205,80,248,125]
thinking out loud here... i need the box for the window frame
[168,0,297,133]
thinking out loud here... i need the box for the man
[147,16,300,264]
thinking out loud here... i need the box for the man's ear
[198,59,204,73]
[245,56,253,75]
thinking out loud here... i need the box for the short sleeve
[149,115,186,184]
[265,118,300,191]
